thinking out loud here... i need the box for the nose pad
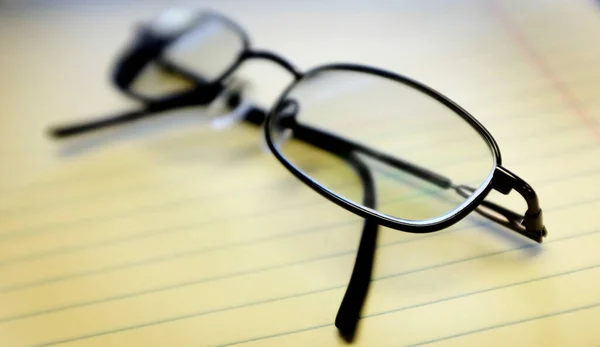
[208,76,254,130]
[260,127,293,154]
[259,99,299,153]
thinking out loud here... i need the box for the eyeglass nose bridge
[238,50,303,81]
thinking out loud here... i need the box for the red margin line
[489,0,600,141]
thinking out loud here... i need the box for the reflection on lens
[130,11,245,99]
[163,14,244,82]
[268,68,495,222]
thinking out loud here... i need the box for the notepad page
[0,0,599,346]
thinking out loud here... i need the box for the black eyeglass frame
[264,65,545,240]
[181,12,547,243]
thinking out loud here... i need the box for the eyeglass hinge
[491,166,547,243]
[491,168,515,195]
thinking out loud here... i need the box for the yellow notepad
[0,0,599,346]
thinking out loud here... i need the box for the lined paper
[1,0,599,346]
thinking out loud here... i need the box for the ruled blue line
[30,228,600,347]
[0,135,595,264]
[1,157,598,272]
[404,302,600,346]
[0,169,598,297]
[218,262,600,347]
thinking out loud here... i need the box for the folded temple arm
[48,83,229,138]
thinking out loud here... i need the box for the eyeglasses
[49,8,548,341]
[48,10,257,138]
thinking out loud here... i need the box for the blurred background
[0,1,599,346]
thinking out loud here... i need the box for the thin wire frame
[264,64,502,233]
[182,12,546,242]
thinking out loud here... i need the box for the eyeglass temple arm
[288,121,452,189]
[212,104,376,339]
[243,104,448,189]
[48,84,229,139]
[334,153,379,341]
[274,114,547,243]
[229,104,378,338]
